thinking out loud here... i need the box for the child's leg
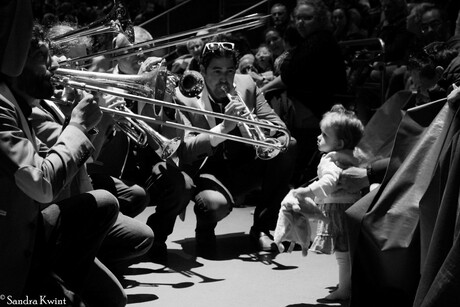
[325,251,351,300]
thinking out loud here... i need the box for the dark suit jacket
[29,101,94,200]
[0,83,94,295]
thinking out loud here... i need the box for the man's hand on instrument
[221,95,247,133]
[138,56,163,74]
[70,92,102,133]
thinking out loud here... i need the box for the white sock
[326,251,351,300]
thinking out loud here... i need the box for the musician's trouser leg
[40,190,126,307]
[146,161,194,243]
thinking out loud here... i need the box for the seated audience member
[410,3,458,49]
[388,3,460,99]
[340,41,459,193]
[269,2,291,36]
[261,0,348,185]
[254,44,275,85]
[237,53,271,87]
[0,10,124,307]
[331,6,368,41]
[186,37,205,72]
[264,28,285,61]
[368,0,415,78]
[372,0,415,63]
[406,42,459,105]
[237,53,257,74]
[174,38,297,255]
[354,0,416,123]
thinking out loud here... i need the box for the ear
[435,66,445,80]
[336,139,345,150]
[200,64,206,75]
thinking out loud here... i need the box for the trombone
[51,0,134,45]
[52,68,291,154]
[58,13,269,68]
[221,84,282,160]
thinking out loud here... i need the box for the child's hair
[320,104,364,150]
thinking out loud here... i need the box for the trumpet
[51,68,291,153]
[221,85,283,160]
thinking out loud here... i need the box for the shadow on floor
[174,231,258,261]
[173,232,300,271]
[126,293,159,304]
[286,300,349,307]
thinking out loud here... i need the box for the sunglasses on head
[202,42,235,55]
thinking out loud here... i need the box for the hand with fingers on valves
[221,83,283,160]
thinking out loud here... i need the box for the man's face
[17,40,56,103]
[421,9,448,43]
[115,34,146,74]
[271,5,288,27]
[294,4,317,38]
[201,56,236,101]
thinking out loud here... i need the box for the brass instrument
[58,13,269,68]
[108,101,181,159]
[221,85,282,160]
[54,67,181,160]
[51,0,134,45]
[177,70,204,98]
[51,68,291,153]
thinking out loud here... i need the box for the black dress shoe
[149,241,168,264]
[249,227,277,252]
[195,228,217,258]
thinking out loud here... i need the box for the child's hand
[281,190,301,212]
[298,197,329,222]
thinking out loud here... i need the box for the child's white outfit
[309,150,361,254]
[308,149,362,301]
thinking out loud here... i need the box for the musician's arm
[176,111,215,165]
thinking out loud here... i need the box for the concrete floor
[123,204,348,307]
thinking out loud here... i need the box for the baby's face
[317,125,342,153]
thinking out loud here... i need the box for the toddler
[279,104,364,301]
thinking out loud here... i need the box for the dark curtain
[414,106,460,306]
[346,99,453,307]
